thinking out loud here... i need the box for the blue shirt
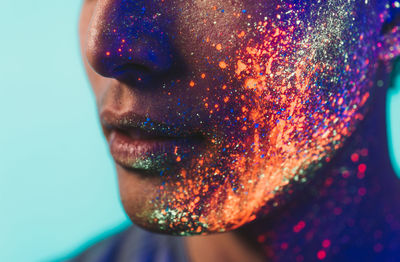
[67,226,189,262]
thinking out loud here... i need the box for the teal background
[0,1,399,262]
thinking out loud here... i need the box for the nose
[84,0,175,85]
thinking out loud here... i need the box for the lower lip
[109,130,203,174]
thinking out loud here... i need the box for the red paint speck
[317,250,326,260]
[358,163,367,173]
[293,221,306,233]
[342,170,350,179]
[322,239,331,248]
[360,148,368,156]
[324,177,333,187]
[351,153,359,162]
[257,235,266,243]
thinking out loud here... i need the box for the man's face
[80,0,390,235]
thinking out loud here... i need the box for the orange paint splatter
[236,60,247,75]
[219,61,227,69]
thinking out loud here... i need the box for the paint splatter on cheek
[112,1,392,235]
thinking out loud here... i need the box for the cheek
[204,3,380,150]
[145,5,380,233]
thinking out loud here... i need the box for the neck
[186,72,400,262]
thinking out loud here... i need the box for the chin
[114,158,314,236]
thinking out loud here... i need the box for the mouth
[101,111,206,175]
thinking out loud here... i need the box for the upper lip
[100,110,205,141]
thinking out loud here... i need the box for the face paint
[80,0,399,235]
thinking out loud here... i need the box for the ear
[378,2,400,61]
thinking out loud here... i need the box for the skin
[79,0,400,260]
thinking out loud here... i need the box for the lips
[101,110,206,174]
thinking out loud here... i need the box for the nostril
[114,63,153,76]
[112,64,154,86]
